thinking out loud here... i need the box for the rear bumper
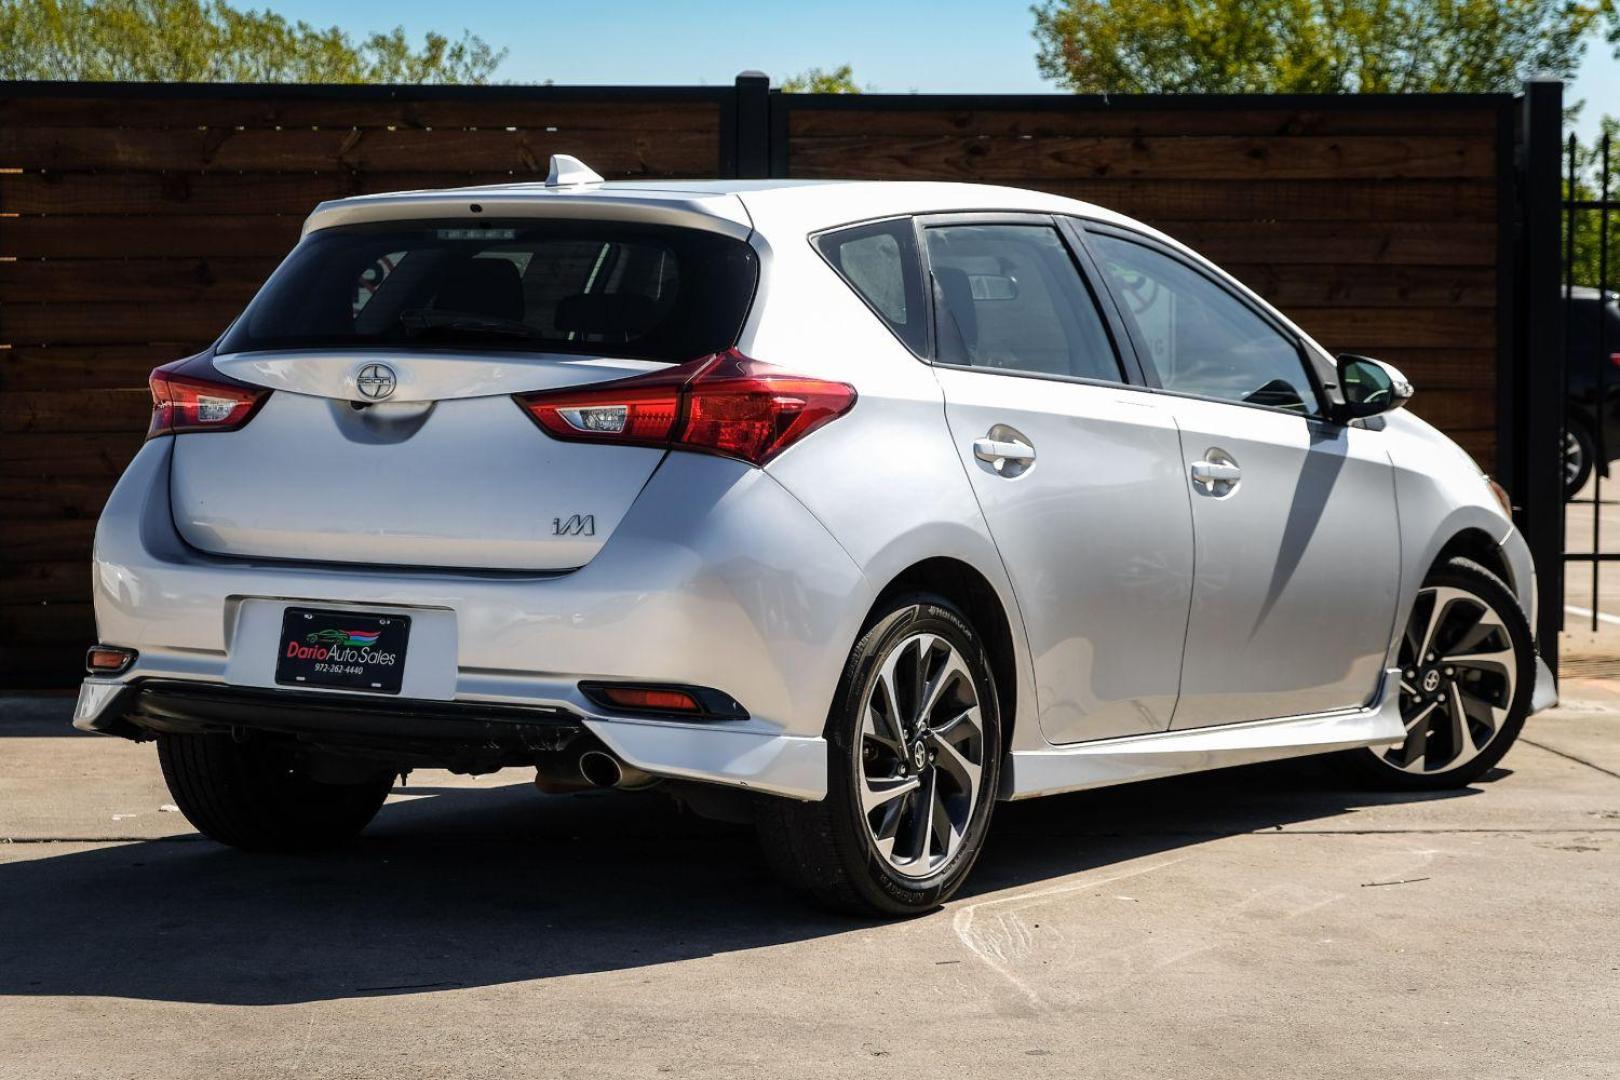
[83,439,873,800]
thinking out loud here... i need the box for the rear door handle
[973,437,1036,465]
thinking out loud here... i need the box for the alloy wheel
[1386,586,1519,775]
[857,632,986,878]
[1564,429,1588,490]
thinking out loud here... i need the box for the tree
[1032,0,1612,94]
[1566,115,1619,289]
[0,0,505,82]
[780,64,862,93]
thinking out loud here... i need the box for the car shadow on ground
[0,756,1490,1006]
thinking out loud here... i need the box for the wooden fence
[0,78,1549,685]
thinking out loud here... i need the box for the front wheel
[755,595,1002,916]
[1340,556,1534,790]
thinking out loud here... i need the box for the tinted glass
[219,220,758,362]
[925,224,1122,382]
[815,219,928,355]
[1568,294,1620,367]
[1088,234,1319,416]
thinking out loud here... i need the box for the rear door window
[219,220,758,362]
[924,223,1124,383]
[814,219,928,355]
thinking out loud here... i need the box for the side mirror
[1333,354,1413,422]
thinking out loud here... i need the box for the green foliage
[1032,0,1608,93]
[0,0,505,82]
[1566,116,1619,289]
[779,64,863,93]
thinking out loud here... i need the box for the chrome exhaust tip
[578,750,657,790]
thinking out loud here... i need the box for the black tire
[1338,556,1534,791]
[1565,419,1596,500]
[157,732,393,851]
[755,594,1002,917]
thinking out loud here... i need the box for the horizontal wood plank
[0,96,722,132]
[1226,264,1496,308]
[0,432,145,481]
[0,560,90,605]
[2,214,303,258]
[0,600,92,640]
[0,172,1496,223]
[1037,178,1497,223]
[4,301,242,346]
[787,135,1496,182]
[0,257,277,303]
[0,518,96,562]
[1,171,524,215]
[1172,222,1496,266]
[2,126,716,174]
[0,388,149,434]
[1,345,195,390]
[0,475,118,519]
[1286,306,1496,349]
[788,106,1500,139]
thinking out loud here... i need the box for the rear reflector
[516,349,856,466]
[578,681,749,720]
[85,646,136,674]
[149,362,270,438]
[597,686,701,712]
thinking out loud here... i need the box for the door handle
[1190,460,1241,484]
[973,437,1037,465]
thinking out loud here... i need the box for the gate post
[733,71,771,179]
[1517,78,1565,674]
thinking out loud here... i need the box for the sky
[266,0,1618,142]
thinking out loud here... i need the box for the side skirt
[1002,668,1405,800]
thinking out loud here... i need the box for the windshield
[218,219,758,362]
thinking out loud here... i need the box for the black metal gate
[1562,122,1618,670]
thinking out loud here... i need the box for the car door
[1078,223,1400,729]
[922,215,1195,745]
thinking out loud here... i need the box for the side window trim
[912,211,1138,390]
[1053,216,1153,389]
[1072,219,1330,419]
[810,214,930,359]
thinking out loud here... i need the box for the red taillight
[1610,353,1620,369]
[148,365,269,438]
[515,349,856,467]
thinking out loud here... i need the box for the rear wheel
[157,733,393,851]
[755,595,1002,916]
[1340,557,1533,790]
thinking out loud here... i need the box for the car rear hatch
[165,211,758,572]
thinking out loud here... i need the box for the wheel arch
[1432,527,1516,596]
[867,557,1021,751]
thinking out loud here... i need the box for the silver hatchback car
[77,157,1557,915]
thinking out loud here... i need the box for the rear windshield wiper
[398,309,546,340]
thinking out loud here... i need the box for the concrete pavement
[2,690,1617,1079]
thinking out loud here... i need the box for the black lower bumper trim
[120,680,585,763]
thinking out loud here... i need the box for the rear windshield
[218,219,758,362]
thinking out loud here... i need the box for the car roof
[301,176,1146,241]
[1563,285,1619,304]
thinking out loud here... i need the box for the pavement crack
[1522,738,1620,781]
